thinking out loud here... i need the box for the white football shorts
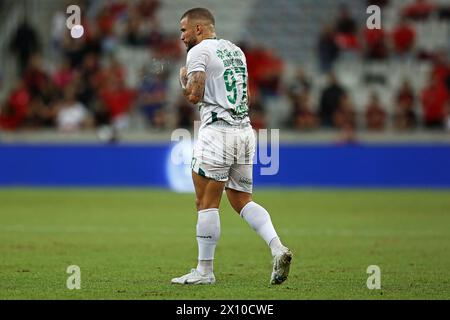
[192,123,255,193]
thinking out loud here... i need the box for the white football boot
[171,268,216,285]
[270,247,293,285]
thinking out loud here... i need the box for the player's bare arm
[180,68,206,105]
[179,66,188,89]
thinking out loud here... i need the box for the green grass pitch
[0,188,449,300]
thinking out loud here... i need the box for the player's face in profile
[180,17,198,52]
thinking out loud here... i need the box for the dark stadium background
[0,0,449,300]
[1,0,449,188]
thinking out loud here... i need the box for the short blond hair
[180,8,215,26]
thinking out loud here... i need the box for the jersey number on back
[223,67,248,117]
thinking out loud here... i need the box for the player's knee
[196,197,219,211]
[235,201,251,214]
[230,196,252,214]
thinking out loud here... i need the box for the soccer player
[171,8,292,285]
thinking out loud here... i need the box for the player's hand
[179,66,187,89]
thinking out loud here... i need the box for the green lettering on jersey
[211,112,218,123]
[216,47,249,117]
[223,69,237,104]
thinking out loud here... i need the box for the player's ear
[195,24,202,35]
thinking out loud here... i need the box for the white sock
[196,208,220,274]
[197,260,213,275]
[268,236,284,256]
[240,201,284,256]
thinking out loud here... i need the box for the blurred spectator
[292,92,319,131]
[97,56,127,86]
[365,92,387,131]
[0,80,31,130]
[334,94,357,143]
[258,50,284,98]
[403,0,436,21]
[367,0,389,8]
[109,0,129,18]
[29,80,60,128]
[9,19,41,76]
[245,45,283,98]
[334,94,357,129]
[72,53,103,125]
[336,5,357,35]
[96,5,116,38]
[153,34,184,61]
[122,3,164,49]
[96,1,127,53]
[334,5,359,51]
[287,68,312,102]
[60,14,100,64]
[137,69,167,129]
[99,77,136,130]
[92,56,128,127]
[287,69,317,130]
[431,50,450,87]
[82,22,103,55]
[317,25,340,73]
[52,59,76,90]
[147,26,165,49]
[363,27,388,60]
[421,73,449,128]
[319,73,346,128]
[175,96,196,129]
[394,80,417,130]
[124,9,147,47]
[248,92,266,130]
[136,0,160,20]
[391,17,416,56]
[62,32,89,69]
[56,86,93,132]
[438,3,450,21]
[23,54,49,99]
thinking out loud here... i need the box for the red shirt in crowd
[23,68,48,96]
[421,81,449,123]
[334,33,359,50]
[392,24,416,53]
[432,62,450,84]
[364,28,386,48]
[0,85,31,129]
[52,68,75,90]
[100,86,136,119]
[245,47,283,94]
[403,0,435,20]
[97,9,116,36]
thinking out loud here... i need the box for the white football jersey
[186,39,250,128]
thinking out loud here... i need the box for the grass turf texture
[0,189,449,300]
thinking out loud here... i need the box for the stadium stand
[0,0,449,139]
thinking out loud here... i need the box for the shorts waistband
[209,119,251,129]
